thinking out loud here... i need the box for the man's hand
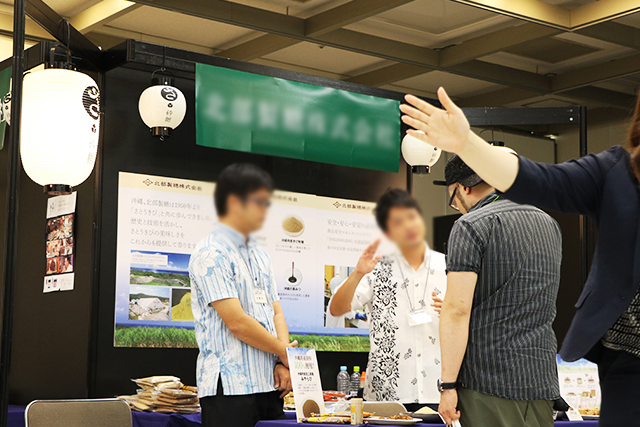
[278,340,299,368]
[431,291,444,316]
[438,389,460,426]
[274,364,292,398]
[399,88,471,155]
[355,239,382,276]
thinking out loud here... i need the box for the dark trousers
[200,378,285,427]
[588,343,640,426]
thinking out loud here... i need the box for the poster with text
[114,172,216,348]
[114,172,382,351]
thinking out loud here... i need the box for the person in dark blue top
[400,87,640,427]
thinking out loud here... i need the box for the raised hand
[355,239,382,276]
[431,291,444,316]
[399,87,470,155]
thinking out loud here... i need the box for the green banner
[0,66,11,150]
[195,63,400,172]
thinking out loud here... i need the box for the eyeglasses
[247,197,271,208]
[449,183,460,211]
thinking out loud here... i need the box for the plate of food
[366,414,422,425]
[405,405,440,423]
[579,408,600,420]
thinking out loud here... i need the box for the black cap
[433,155,484,187]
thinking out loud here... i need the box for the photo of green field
[290,334,370,352]
[114,325,198,348]
[130,268,191,287]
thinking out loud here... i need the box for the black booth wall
[7,170,97,403]
[91,66,408,398]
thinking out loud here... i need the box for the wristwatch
[437,379,461,392]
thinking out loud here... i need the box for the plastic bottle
[358,371,365,398]
[337,366,350,395]
[351,366,361,397]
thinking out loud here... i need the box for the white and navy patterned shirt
[447,192,562,401]
[338,246,447,404]
[189,224,280,398]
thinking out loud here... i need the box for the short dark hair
[214,163,274,216]
[374,188,422,231]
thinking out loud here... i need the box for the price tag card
[287,348,325,422]
[566,408,584,421]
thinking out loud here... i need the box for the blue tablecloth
[258,414,600,427]
[9,405,598,427]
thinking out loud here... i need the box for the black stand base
[43,184,72,195]
[411,165,430,174]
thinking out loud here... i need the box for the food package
[119,376,200,414]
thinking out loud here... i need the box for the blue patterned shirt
[189,223,280,397]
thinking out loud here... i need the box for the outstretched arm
[400,87,610,216]
[399,88,519,193]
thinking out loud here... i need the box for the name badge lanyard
[239,245,270,305]
[397,251,432,313]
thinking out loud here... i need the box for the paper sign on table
[287,347,325,422]
[566,408,584,421]
[556,355,600,415]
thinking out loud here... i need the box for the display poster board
[287,347,325,421]
[557,355,601,415]
[114,172,382,351]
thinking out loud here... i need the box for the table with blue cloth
[257,411,599,427]
[8,405,598,427]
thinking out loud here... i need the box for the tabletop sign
[287,347,325,422]
[556,355,600,417]
[566,408,584,421]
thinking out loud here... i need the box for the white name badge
[253,288,268,304]
[408,310,432,326]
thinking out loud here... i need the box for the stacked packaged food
[118,376,200,414]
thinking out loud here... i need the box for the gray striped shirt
[446,192,562,401]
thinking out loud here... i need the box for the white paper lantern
[138,79,186,138]
[401,130,442,174]
[20,68,100,195]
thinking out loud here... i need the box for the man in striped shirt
[435,155,562,427]
[189,164,297,427]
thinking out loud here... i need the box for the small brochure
[43,192,76,293]
[286,347,325,422]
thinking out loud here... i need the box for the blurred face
[227,188,272,233]
[384,206,426,249]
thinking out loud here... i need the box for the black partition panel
[92,66,408,397]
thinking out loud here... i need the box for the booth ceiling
[1,0,640,111]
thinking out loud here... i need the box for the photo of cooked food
[282,214,305,237]
[302,399,321,417]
